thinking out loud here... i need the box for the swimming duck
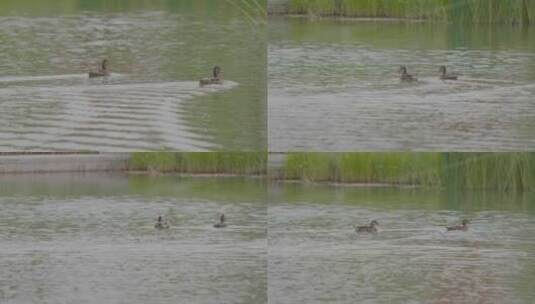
[439,66,458,80]
[355,220,379,233]
[154,215,169,230]
[213,213,227,228]
[446,219,469,231]
[89,59,110,78]
[399,66,417,82]
[199,66,223,86]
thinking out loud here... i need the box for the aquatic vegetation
[283,0,534,25]
[129,152,267,175]
[276,152,535,191]
[443,153,535,192]
[278,153,442,186]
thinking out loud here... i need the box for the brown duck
[89,59,110,78]
[200,66,223,86]
[399,66,417,82]
[154,215,169,230]
[439,66,458,80]
[213,213,227,228]
[446,219,469,231]
[355,220,379,233]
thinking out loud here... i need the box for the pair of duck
[399,65,458,82]
[154,213,227,230]
[355,219,470,234]
[88,59,223,87]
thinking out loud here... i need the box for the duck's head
[399,66,407,74]
[213,66,221,78]
[102,59,108,70]
[220,213,225,223]
[462,219,470,226]
[157,215,162,223]
[439,65,447,74]
[370,220,379,227]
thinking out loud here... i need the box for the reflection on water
[0,173,267,303]
[269,18,535,151]
[0,1,266,151]
[268,183,535,303]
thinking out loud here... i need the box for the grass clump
[129,152,266,175]
[278,152,535,191]
[443,153,535,192]
[281,152,442,186]
[284,0,534,25]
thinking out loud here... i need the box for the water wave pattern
[0,11,259,151]
[0,195,266,303]
[269,43,535,151]
[268,203,535,304]
[0,76,237,151]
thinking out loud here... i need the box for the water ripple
[0,80,238,151]
[269,22,535,151]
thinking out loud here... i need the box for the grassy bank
[281,0,534,25]
[129,152,267,175]
[275,153,535,191]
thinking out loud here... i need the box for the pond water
[0,173,267,303]
[269,18,535,151]
[268,182,535,303]
[0,1,266,151]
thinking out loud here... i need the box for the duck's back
[446,225,467,231]
[155,223,169,229]
[441,75,458,80]
[357,226,376,233]
[401,74,416,82]
[200,78,223,87]
[89,71,109,78]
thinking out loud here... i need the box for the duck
[439,66,458,80]
[199,66,223,86]
[88,59,110,78]
[446,219,469,231]
[154,215,169,230]
[213,213,227,228]
[399,66,417,82]
[355,220,379,233]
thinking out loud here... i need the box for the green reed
[129,152,267,175]
[277,152,535,191]
[285,0,533,25]
[442,153,535,192]
[279,153,442,186]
